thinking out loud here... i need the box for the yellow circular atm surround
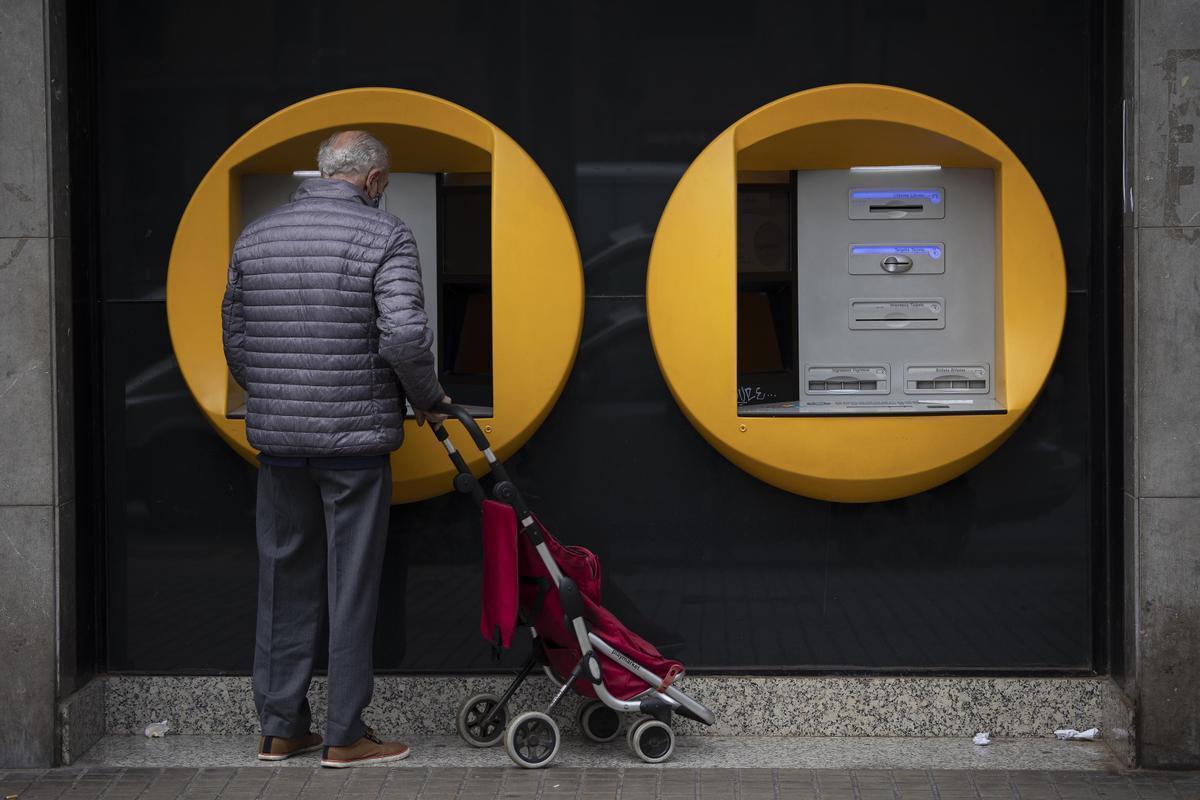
[167,88,583,503]
[646,84,1066,503]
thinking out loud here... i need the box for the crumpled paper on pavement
[973,731,991,746]
[144,720,170,738]
[1055,727,1099,741]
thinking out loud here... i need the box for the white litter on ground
[972,731,992,746]
[1054,727,1099,741]
[144,720,170,738]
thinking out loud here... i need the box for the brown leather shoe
[257,731,323,761]
[320,728,410,768]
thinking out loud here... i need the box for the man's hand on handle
[414,395,453,429]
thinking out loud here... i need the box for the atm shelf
[231,403,495,421]
[406,403,493,419]
[739,398,1006,417]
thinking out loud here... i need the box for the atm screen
[441,183,490,276]
[737,292,784,373]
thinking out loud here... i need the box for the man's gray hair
[317,130,390,178]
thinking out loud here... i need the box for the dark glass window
[92,0,1108,673]
[737,176,798,408]
[439,177,493,409]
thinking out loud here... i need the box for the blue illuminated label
[851,245,943,259]
[851,189,943,204]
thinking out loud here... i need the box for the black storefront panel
[94,0,1107,672]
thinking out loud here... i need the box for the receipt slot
[739,167,1001,417]
[237,171,493,416]
[647,84,1066,502]
[167,89,583,503]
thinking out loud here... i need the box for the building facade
[0,0,1196,769]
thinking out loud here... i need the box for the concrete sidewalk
[9,733,1194,799]
[71,735,1119,771]
[3,766,1199,799]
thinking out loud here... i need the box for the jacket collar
[293,177,372,206]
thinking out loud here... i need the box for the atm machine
[231,171,493,418]
[738,166,1001,417]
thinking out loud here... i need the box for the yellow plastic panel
[646,84,1065,502]
[167,88,583,503]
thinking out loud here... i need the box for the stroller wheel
[626,715,650,751]
[630,719,675,764]
[456,693,508,748]
[504,711,561,769]
[578,701,622,743]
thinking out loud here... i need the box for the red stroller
[432,405,715,768]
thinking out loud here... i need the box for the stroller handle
[430,402,492,451]
[430,403,535,522]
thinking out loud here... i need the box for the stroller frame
[432,404,714,766]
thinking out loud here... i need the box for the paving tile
[43,771,85,781]
[3,767,1198,800]
[1053,789,1099,799]
[740,788,778,800]
[819,790,858,800]
[0,781,37,796]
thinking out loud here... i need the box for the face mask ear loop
[367,172,385,208]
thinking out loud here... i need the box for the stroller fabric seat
[481,500,683,702]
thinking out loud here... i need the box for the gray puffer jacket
[221,178,445,457]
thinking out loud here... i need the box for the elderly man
[222,130,449,766]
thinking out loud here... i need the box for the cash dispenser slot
[849,188,945,220]
[904,365,989,394]
[849,298,945,330]
[805,366,889,395]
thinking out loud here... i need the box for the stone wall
[1124,0,1200,770]
[0,0,75,768]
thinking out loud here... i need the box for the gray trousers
[252,461,392,747]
